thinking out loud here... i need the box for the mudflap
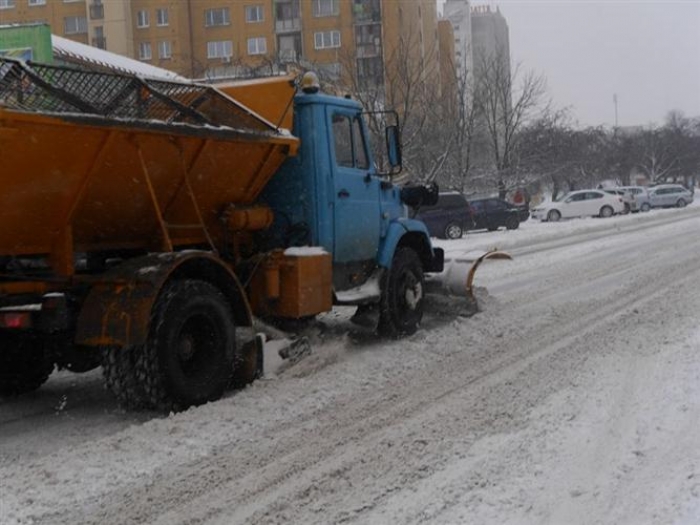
[231,332,265,389]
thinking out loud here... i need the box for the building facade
[470,4,509,70]
[0,0,440,89]
[442,0,472,79]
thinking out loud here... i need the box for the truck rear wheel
[0,333,54,396]
[378,247,424,338]
[139,280,236,411]
[102,345,148,409]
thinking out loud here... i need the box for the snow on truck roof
[51,35,187,82]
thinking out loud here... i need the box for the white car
[531,190,625,222]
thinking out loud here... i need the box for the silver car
[647,184,694,208]
[618,186,652,212]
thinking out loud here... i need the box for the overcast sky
[443,1,700,128]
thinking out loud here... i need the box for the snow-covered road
[2,205,700,525]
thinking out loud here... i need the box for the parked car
[414,191,474,239]
[468,198,523,231]
[531,189,625,222]
[618,186,652,212]
[647,184,694,208]
[603,188,636,213]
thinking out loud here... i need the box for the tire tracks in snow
[34,217,700,524]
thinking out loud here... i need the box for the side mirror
[565,198,572,203]
[385,125,402,170]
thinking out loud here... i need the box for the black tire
[623,203,631,214]
[102,345,148,409]
[676,199,687,208]
[599,205,614,218]
[505,216,520,230]
[444,222,463,240]
[547,210,561,222]
[640,202,651,212]
[138,280,237,411]
[0,333,54,396]
[378,247,425,338]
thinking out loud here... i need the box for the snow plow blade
[425,249,512,315]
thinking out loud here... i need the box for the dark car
[467,198,523,231]
[414,191,474,239]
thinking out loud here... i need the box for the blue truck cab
[261,76,443,336]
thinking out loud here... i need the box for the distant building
[442,0,473,78]
[471,4,510,75]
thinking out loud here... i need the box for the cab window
[332,113,369,169]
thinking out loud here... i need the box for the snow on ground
[1,203,700,524]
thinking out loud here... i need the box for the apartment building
[471,4,509,70]
[0,0,440,93]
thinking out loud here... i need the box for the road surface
[2,206,699,525]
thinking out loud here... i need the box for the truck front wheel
[378,248,425,338]
[139,280,236,411]
[0,333,54,396]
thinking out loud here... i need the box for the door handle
[338,189,350,198]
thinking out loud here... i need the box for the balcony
[275,0,301,33]
[275,17,300,32]
[353,0,381,24]
[89,3,104,20]
[356,43,380,58]
[91,36,106,49]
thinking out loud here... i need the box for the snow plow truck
[0,58,459,410]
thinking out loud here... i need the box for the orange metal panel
[0,108,298,264]
[250,252,333,319]
[215,74,297,131]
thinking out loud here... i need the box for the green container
[0,23,52,63]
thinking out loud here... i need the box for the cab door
[329,110,381,264]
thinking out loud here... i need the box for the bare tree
[336,29,449,182]
[472,47,548,190]
[436,50,479,193]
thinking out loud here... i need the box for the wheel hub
[404,279,423,310]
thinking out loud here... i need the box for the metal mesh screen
[0,58,272,132]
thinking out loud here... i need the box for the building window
[139,42,152,60]
[0,0,16,8]
[156,8,168,26]
[205,7,230,27]
[64,16,87,34]
[158,40,172,59]
[136,10,149,28]
[28,0,46,6]
[314,30,340,50]
[247,37,266,55]
[312,0,339,17]
[207,40,232,59]
[89,0,104,19]
[245,5,263,22]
